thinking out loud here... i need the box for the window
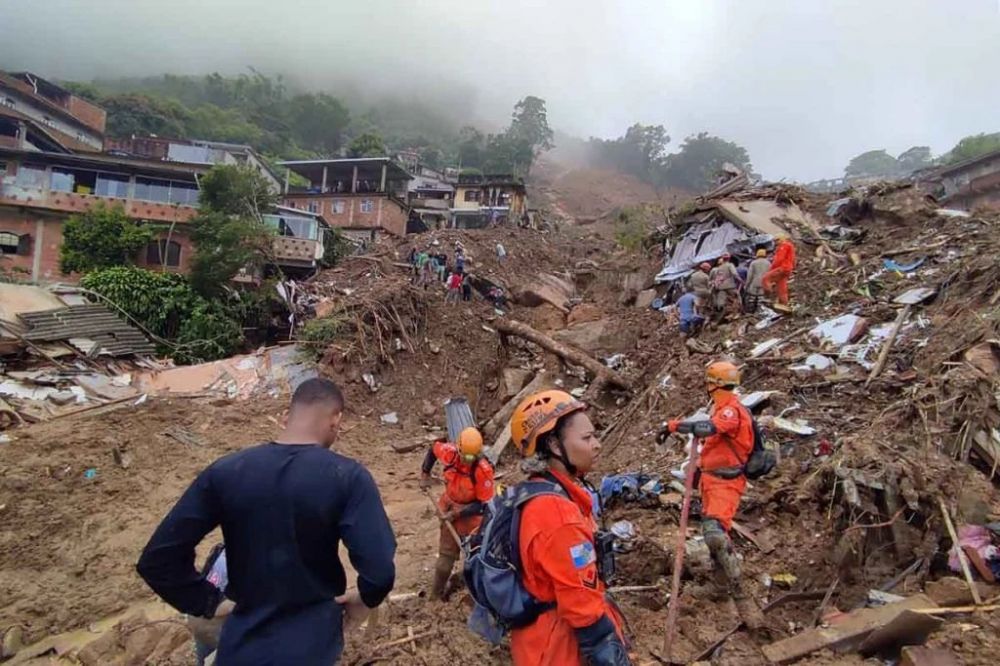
[134,177,171,203]
[464,189,481,202]
[360,199,374,213]
[96,173,130,198]
[0,231,28,255]
[168,181,199,206]
[51,166,97,194]
[332,200,345,214]
[146,239,181,267]
[263,214,318,240]
[307,201,319,214]
[15,164,47,190]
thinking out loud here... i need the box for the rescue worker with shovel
[420,427,495,599]
[659,362,764,628]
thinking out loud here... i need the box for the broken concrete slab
[552,319,609,354]
[635,289,657,309]
[501,368,533,399]
[761,594,937,664]
[513,273,575,313]
[857,609,942,656]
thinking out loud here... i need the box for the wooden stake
[663,439,700,659]
[423,489,463,552]
[866,304,912,386]
[938,498,982,605]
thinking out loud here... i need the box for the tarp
[655,219,758,283]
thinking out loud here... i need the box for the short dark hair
[290,378,344,412]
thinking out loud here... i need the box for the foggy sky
[3,0,999,181]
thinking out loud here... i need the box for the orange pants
[700,473,746,532]
[438,496,482,557]
[761,268,790,305]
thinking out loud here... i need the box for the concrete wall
[0,208,65,282]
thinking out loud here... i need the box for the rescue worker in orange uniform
[761,234,796,308]
[508,390,632,665]
[420,427,494,599]
[661,362,763,628]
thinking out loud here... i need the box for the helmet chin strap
[553,438,579,477]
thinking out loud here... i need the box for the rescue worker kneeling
[508,390,631,665]
[420,427,494,599]
[660,361,764,628]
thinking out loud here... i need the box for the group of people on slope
[677,234,796,336]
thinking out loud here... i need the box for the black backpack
[720,409,776,480]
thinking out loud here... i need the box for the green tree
[101,94,191,138]
[662,133,752,191]
[457,126,486,169]
[60,204,153,274]
[347,132,387,158]
[508,96,554,157]
[80,266,242,363]
[419,146,443,170]
[844,149,899,178]
[189,165,278,297]
[896,146,933,174]
[947,132,1000,164]
[288,93,351,154]
[198,164,279,218]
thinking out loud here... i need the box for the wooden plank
[938,498,983,605]
[731,520,775,553]
[761,594,936,664]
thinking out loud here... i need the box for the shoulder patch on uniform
[722,407,736,418]
[569,541,596,569]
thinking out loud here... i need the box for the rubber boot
[705,526,763,630]
[430,554,456,601]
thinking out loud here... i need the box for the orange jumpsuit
[431,440,495,556]
[762,239,796,305]
[699,392,754,531]
[512,469,625,666]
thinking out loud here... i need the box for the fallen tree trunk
[482,371,548,440]
[493,319,631,392]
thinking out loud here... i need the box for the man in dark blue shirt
[137,378,396,665]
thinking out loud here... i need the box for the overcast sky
[2,0,999,181]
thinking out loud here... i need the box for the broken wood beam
[731,520,775,553]
[866,303,912,386]
[481,371,547,440]
[938,498,983,605]
[493,319,631,391]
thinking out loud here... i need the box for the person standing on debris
[414,250,429,285]
[709,254,741,316]
[744,249,771,313]
[456,249,466,275]
[506,390,631,665]
[437,251,449,283]
[762,234,796,308]
[446,271,463,304]
[419,427,494,599]
[659,362,763,628]
[676,289,705,337]
[137,378,396,666]
[462,272,474,301]
[496,242,507,263]
[688,262,712,302]
[421,255,436,290]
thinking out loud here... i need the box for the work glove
[419,473,431,491]
[575,616,633,665]
[676,420,717,437]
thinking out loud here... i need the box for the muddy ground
[2,180,1000,665]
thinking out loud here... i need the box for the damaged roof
[18,303,156,357]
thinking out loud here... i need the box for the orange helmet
[511,390,586,458]
[706,361,741,389]
[457,427,483,460]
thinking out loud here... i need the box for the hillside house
[278,157,413,240]
[105,135,282,193]
[0,71,106,154]
[936,149,1000,211]
[450,173,527,228]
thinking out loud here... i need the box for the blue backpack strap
[508,480,568,572]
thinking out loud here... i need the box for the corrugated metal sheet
[18,304,156,356]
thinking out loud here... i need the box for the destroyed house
[406,168,454,231]
[451,173,527,228]
[655,196,818,284]
[105,135,282,193]
[936,149,1000,211]
[278,157,412,240]
[0,71,106,154]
